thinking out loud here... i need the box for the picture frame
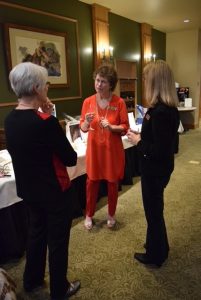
[4,23,69,88]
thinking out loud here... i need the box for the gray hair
[9,62,48,98]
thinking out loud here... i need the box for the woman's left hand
[40,97,54,114]
[100,118,111,129]
[100,118,125,133]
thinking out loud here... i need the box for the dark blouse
[4,109,77,202]
[136,102,180,177]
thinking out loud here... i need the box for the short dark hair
[93,63,118,91]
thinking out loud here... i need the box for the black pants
[23,186,74,299]
[141,174,170,263]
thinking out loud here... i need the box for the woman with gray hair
[127,60,180,267]
[4,62,80,299]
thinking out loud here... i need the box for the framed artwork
[4,23,69,88]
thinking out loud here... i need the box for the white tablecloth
[177,106,196,112]
[0,138,133,210]
[0,150,21,209]
[0,174,22,209]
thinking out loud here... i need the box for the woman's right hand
[40,97,54,114]
[85,112,95,123]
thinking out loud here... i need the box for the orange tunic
[80,94,129,181]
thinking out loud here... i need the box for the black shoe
[51,281,81,300]
[24,280,46,293]
[134,252,163,268]
[65,280,81,298]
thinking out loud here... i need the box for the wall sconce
[109,46,113,59]
[100,45,114,64]
[144,53,157,63]
[152,54,156,61]
[144,53,152,62]
[100,48,106,60]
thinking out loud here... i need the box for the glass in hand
[86,104,96,130]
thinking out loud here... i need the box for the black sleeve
[137,109,178,161]
[45,116,77,167]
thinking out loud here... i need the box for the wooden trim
[141,23,152,107]
[52,96,82,101]
[0,1,77,23]
[0,102,17,107]
[92,4,110,22]
[92,4,110,67]
[0,96,82,108]
[141,23,152,68]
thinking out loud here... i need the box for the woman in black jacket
[127,60,180,267]
[5,62,80,299]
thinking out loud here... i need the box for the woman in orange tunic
[80,64,129,230]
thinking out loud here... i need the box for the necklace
[96,94,112,143]
[97,103,109,120]
[17,102,37,110]
[97,93,112,109]
[96,95,111,120]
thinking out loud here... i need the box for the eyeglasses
[0,162,11,177]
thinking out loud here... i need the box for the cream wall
[199,30,201,117]
[166,29,201,128]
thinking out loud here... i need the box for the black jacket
[4,109,77,202]
[137,102,180,177]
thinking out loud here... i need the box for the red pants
[86,177,119,217]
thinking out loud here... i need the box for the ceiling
[79,0,201,33]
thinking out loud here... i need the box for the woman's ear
[32,84,40,95]
[33,85,41,95]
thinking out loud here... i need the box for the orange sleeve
[119,98,129,135]
[80,97,90,132]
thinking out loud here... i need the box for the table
[177,106,196,112]
[178,106,196,131]
[0,138,135,209]
[0,139,139,263]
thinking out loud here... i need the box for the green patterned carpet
[3,127,201,300]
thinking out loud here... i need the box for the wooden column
[141,23,152,106]
[92,4,110,67]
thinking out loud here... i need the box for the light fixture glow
[109,46,114,58]
[132,54,140,61]
[152,54,156,61]
[83,47,93,54]
[184,19,190,23]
